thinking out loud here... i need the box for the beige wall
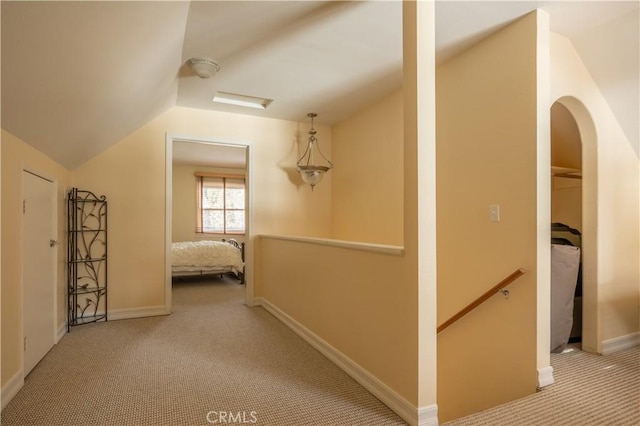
[1,130,72,388]
[551,102,582,170]
[435,12,541,422]
[331,90,404,245]
[172,164,246,243]
[258,236,415,403]
[72,107,332,313]
[551,177,582,231]
[255,91,420,414]
[550,33,640,352]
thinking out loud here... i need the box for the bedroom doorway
[549,97,598,354]
[165,135,252,313]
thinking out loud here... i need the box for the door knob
[49,239,59,247]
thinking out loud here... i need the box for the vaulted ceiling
[2,1,637,169]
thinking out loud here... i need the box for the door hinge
[23,199,26,214]
[24,336,27,352]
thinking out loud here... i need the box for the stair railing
[437,268,526,334]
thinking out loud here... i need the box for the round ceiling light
[187,57,220,79]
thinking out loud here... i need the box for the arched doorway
[550,96,598,354]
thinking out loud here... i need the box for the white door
[22,170,56,376]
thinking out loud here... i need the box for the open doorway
[549,98,598,354]
[165,136,251,313]
[550,101,583,351]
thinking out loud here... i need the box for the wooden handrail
[437,268,526,334]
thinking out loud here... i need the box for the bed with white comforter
[171,240,244,281]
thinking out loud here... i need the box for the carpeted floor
[1,276,405,425]
[443,344,640,425]
[2,276,638,425]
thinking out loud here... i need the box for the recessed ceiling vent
[212,91,273,110]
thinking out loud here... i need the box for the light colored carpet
[443,344,640,425]
[1,276,405,425]
[3,276,638,425]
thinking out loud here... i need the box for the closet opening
[550,100,585,353]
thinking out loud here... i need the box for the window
[196,174,245,234]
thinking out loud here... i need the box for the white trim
[601,332,640,355]
[537,366,555,388]
[243,144,254,307]
[56,322,67,343]
[259,234,404,256]
[253,297,419,426]
[22,167,55,183]
[107,306,168,321]
[165,134,173,315]
[417,405,439,426]
[1,369,24,410]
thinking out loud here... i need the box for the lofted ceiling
[1,1,638,169]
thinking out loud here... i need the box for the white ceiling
[1,1,638,169]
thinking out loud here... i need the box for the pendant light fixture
[296,113,333,190]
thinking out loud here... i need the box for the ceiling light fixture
[297,113,333,190]
[212,91,273,110]
[187,57,220,79]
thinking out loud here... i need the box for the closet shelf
[551,165,582,179]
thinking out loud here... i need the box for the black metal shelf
[70,258,107,263]
[73,314,107,326]
[70,286,107,296]
[68,188,108,330]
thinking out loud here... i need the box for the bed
[171,239,245,283]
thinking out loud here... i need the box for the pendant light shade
[296,113,333,190]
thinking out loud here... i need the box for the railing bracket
[499,288,509,299]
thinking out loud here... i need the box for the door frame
[551,96,599,354]
[21,167,59,376]
[164,134,254,313]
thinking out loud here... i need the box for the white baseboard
[253,297,422,426]
[108,305,168,321]
[601,332,640,355]
[57,321,67,343]
[418,404,439,425]
[537,366,555,388]
[1,369,24,410]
